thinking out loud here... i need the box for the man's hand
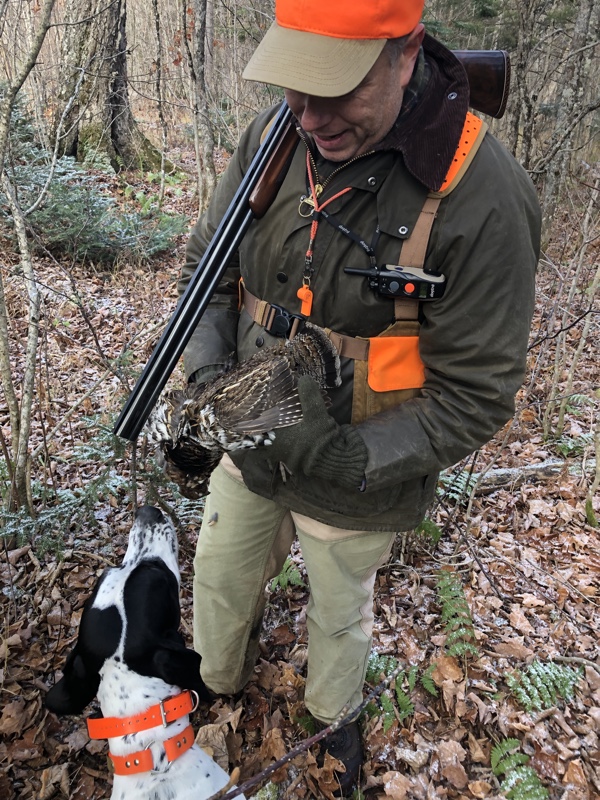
[237,376,367,489]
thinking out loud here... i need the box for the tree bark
[52,0,164,171]
[184,0,217,212]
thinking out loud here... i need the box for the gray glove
[187,364,225,385]
[242,376,368,489]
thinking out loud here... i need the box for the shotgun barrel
[113,49,511,442]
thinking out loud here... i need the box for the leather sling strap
[108,723,195,776]
[397,195,442,271]
[394,113,487,321]
[87,690,196,739]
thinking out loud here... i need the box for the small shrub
[0,90,188,265]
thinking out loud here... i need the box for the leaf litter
[0,183,599,799]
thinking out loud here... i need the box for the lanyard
[299,151,353,316]
[299,151,380,316]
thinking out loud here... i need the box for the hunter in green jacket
[181,1,540,794]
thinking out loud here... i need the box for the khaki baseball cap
[243,0,425,97]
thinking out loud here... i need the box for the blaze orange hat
[243,0,425,97]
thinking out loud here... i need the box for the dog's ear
[46,596,122,716]
[152,639,211,701]
[45,647,101,715]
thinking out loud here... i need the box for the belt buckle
[268,304,305,338]
[159,699,168,727]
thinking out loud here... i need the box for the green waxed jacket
[180,38,541,531]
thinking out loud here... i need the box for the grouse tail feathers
[284,322,342,389]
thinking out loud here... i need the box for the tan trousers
[193,455,395,723]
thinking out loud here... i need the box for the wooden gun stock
[454,49,510,119]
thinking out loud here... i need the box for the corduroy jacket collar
[377,34,470,191]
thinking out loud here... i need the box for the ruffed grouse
[144,322,341,499]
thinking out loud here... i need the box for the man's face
[284,26,424,162]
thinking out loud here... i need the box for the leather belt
[242,285,370,361]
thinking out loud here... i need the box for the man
[180,0,541,794]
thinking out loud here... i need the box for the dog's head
[46,506,208,715]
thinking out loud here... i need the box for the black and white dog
[46,505,246,800]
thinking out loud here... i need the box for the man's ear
[45,650,101,715]
[399,23,425,89]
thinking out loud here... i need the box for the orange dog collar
[87,690,198,739]
[108,723,195,775]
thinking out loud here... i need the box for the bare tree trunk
[0,0,56,511]
[539,0,598,230]
[184,0,216,212]
[51,0,164,171]
[507,0,537,163]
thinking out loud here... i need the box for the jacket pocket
[351,321,423,424]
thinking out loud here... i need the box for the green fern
[394,684,415,722]
[438,469,478,505]
[269,557,306,592]
[491,739,530,774]
[436,570,479,659]
[420,664,439,697]
[365,652,399,684]
[380,691,396,733]
[492,739,548,799]
[414,518,443,546]
[506,660,583,712]
[407,664,419,692]
[501,766,549,799]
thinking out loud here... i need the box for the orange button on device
[404,282,416,294]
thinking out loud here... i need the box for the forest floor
[0,169,599,800]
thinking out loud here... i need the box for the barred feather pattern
[144,323,341,499]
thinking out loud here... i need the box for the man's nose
[297,94,333,131]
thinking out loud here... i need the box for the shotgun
[113,49,510,441]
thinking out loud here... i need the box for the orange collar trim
[87,690,198,740]
[109,723,195,775]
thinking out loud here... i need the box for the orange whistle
[297,285,313,316]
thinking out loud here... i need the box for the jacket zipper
[296,126,375,213]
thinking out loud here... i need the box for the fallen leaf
[492,639,534,659]
[0,698,28,736]
[196,723,230,771]
[437,740,468,789]
[383,770,412,799]
[38,764,70,800]
[509,605,535,634]
[468,780,492,798]
[431,655,463,684]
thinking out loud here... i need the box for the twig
[30,368,112,460]
[553,655,600,674]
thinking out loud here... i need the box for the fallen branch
[472,457,596,493]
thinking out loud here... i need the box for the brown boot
[315,719,363,797]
